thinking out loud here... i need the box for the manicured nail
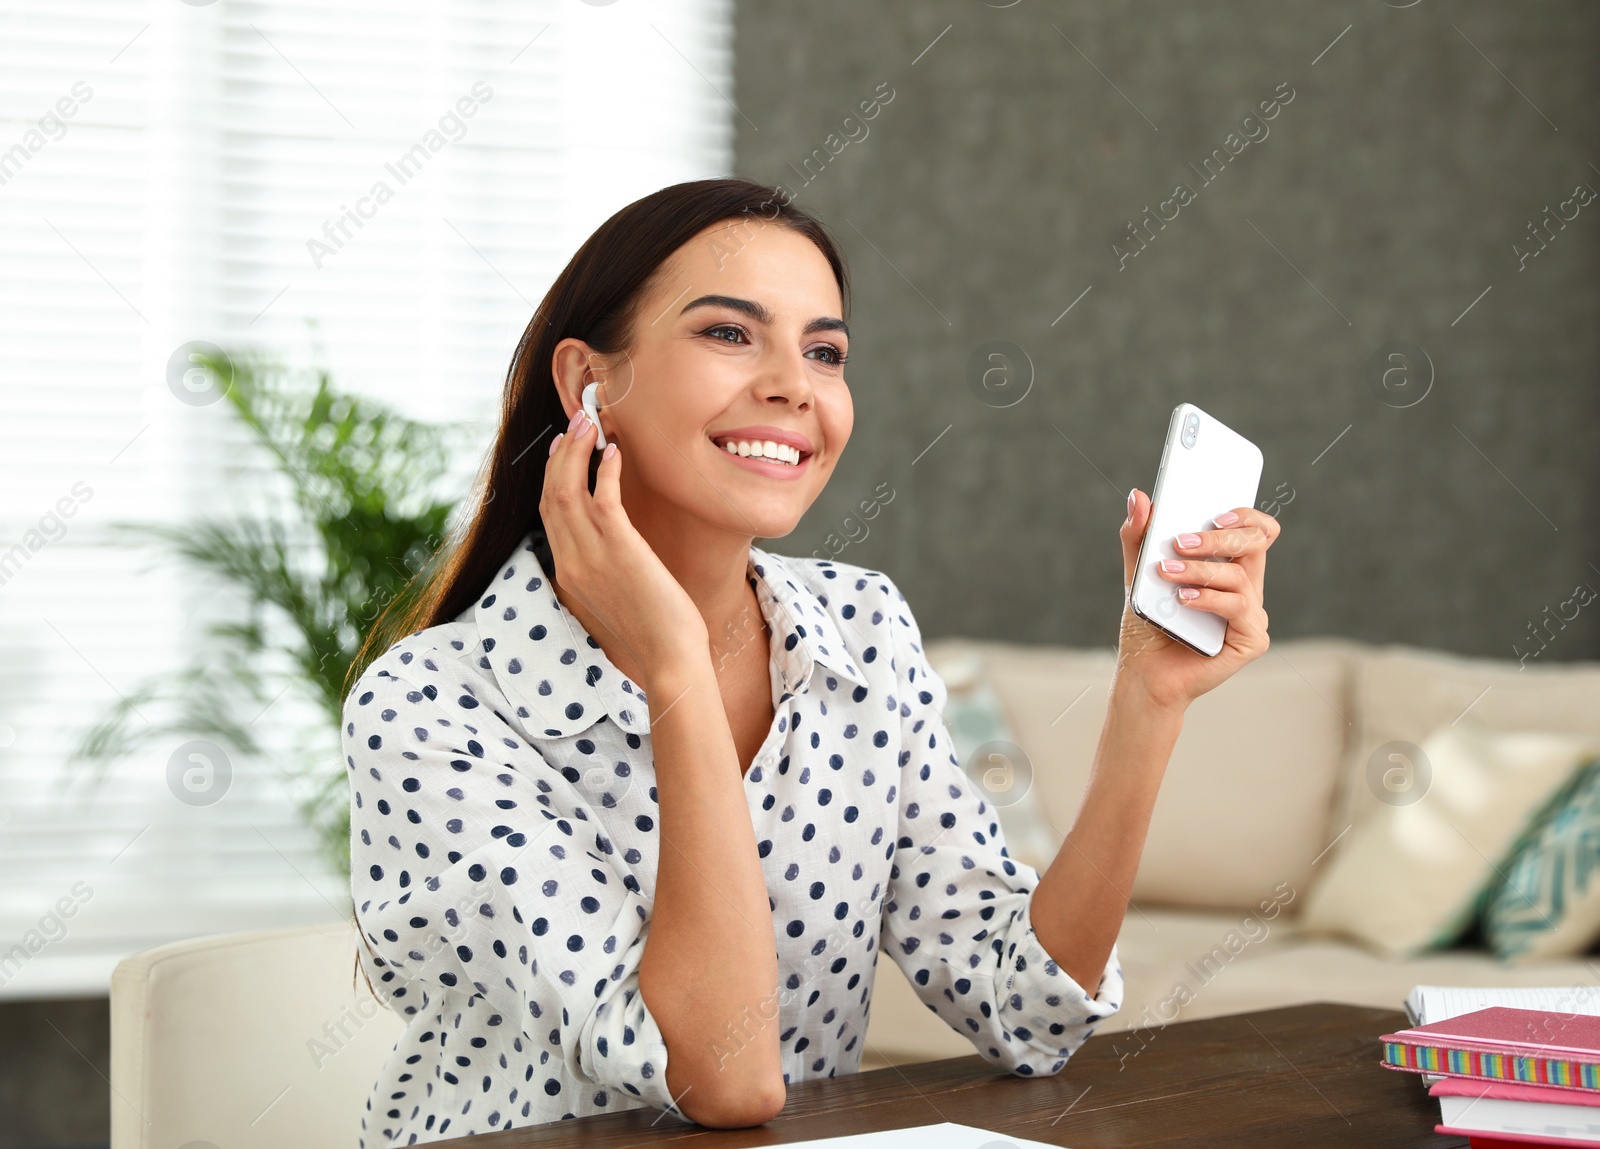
[602,442,616,461]
[548,432,564,456]
[1177,533,1202,549]
[568,408,585,432]
[1214,511,1239,527]
[1179,587,1200,600]
[1127,489,1136,516]
[1160,559,1184,573]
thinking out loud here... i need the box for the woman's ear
[549,337,596,420]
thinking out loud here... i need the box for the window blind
[0,0,734,999]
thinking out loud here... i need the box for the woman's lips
[711,439,812,481]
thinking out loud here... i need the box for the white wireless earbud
[580,382,607,449]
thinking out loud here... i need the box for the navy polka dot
[343,531,1121,1145]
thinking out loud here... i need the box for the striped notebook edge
[1382,1044,1600,1092]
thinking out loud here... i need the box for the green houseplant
[65,348,474,877]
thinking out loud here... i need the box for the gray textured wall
[733,1,1600,662]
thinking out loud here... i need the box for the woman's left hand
[1114,488,1279,712]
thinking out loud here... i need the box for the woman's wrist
[1108,664,1189,727]
[640,646,716,712]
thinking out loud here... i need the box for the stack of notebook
[1382,985,1600,1146]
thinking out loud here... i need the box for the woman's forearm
[638,654,785,1127]
[1030,672,1185,995]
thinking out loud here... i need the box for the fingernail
[548,432,564,456]
[1177,533,1202,549]
[602,442,616,461]
[1214,511,1239,527]
[1160,559,1184,573]
[1179,587,1200,600]
[568,408,584,432]
[1127,489,1136,516]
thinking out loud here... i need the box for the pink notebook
[1387,1007,1600,1061]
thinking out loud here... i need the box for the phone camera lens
[1182,413,1200,448]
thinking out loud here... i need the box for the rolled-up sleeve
[878,577,1122,1075]
[344,648,684,1119]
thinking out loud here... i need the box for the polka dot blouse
[344,529,1123,1146]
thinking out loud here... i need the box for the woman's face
[556,217,853,542]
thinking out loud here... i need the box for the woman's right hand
[539,408,710,687]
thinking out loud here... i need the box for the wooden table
[440,1002,1463,1149]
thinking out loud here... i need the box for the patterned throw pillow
[1485,755,1600,963]
[1299,724,1600,958]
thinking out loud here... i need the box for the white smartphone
[1128,403,1264,657]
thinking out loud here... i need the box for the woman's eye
[702,325,846,365]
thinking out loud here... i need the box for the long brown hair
[345,176,850,998]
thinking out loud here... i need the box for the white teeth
[717,438,802,466]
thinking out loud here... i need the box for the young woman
[341,177,1278,1145]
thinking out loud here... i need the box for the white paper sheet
[771,1122,1071,1149]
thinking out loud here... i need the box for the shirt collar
[472,531,869,740]
[748,546,871,698]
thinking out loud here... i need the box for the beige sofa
[860,636,1600,1070]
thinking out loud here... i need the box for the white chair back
[110,923,405,1149]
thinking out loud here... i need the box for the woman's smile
[709,424,816,481]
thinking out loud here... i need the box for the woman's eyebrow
[679,294,849,338]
